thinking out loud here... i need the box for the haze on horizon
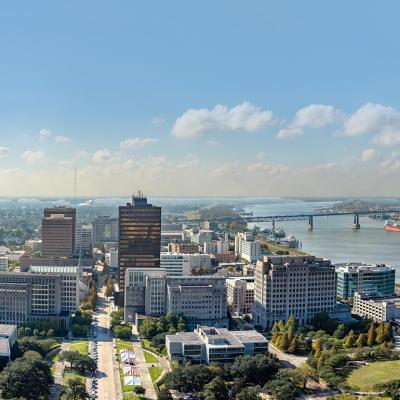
[0,1,399,197]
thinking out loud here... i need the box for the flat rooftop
[0,324,17,338]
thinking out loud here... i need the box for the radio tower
[74,167,77,203]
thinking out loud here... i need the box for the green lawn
[148,367,163,382]
[70,340,88,355]
[143,350,158,364]
[141,339,167,356]
[123,393,141,400]
[116,338,133,362]
[347,360,400,391]
[64,370,85,384]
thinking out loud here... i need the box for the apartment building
[166,326,267,364]
[226,276,254,314]
[252,255,336,329]
[336,263,395,300]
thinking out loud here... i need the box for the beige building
[226,276,254,314]
[253,255,336,329]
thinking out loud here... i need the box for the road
[94,290,122,400]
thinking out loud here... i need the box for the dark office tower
[42,207,76,257]
[118,193,161,306]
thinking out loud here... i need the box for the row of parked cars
[91,319,98,400]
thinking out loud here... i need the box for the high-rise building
[234,232,262,262]
[42,207,76,253]
[335,263,395,300]
[118,194,161,305]
[42,208,76,258]
[75,224,93,257]
[92,216,119,247]
[252,255,336,329]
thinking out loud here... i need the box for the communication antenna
[74,167,77,203]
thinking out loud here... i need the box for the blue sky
[0,1,399,196]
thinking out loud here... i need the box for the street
[93,291,122,400]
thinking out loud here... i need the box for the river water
[243,198,400,279]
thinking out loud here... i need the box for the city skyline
[0,1,400,196]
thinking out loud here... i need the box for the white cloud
[176,154,199,169]
[119,137,158,150]
[276,127,303,139]
[76,150,88,158]
[151,116,166,125]
[361,148,378,162]
[276,104,344,140]
[210,161,240,177]
[342,103,400,146]
[246,162,288,175]
[39,129,52,141]
[0,147,10,158]
[172,102,274,138]
[55,135,71,143]
[92,149,112,163]
[21,150,45,163]
[205,140,220,147]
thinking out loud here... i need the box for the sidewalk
[49,341,70,400]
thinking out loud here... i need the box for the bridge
[184,200,400,230]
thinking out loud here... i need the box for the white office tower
[75,224,93,256]
[253,255,336,329]
[234,232,261,262]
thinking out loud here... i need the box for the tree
[0,357,52,400]
[293,363,317,389]
[280,332,289,352]
[234,386,260,400]
[203,377,228,400]
[375,379,400,400]
[344,330,356,348]
[288,336,299,354]
[140,319,158,339]
[356,333,366,348]
[61,377,89,400]
[367,323,376,347]
[47,329,55,338]
[164,364,214,393]
[114,325,131,339]
[23,350,43,361]
[158,388,173,400]
[230,354,280,387]
[333,324,345,339]
[134,386,145,395]
[265,378,297,400]
[376,322,385,344]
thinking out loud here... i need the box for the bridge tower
[272,219,275,230]
[307,215,313,231]
[352,213,360,230]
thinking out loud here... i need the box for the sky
[0,1,400,197]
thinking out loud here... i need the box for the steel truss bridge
[185,202,400,230]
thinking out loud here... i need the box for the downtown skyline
[0,1,399,197]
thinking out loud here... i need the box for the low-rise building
[0,257,8,272]
[166,326,267,364]
[160,253,192,276]
[352,292,400,322]
[25,240,42,252]
[336,263,395,300]
[168,243,199,254]
[0,324,17,361]
[226,276,254,314]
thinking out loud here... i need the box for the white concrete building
[234,232,261,262]
[217,240,230,254]
[29,265,82,312]
[226,276,254,314]
[352,292,400,322]
[253,255,336,329]
[0,257,8,272]
[160,252,191,276]
[105,249,118,276]
[166,326,267,364]
[75,224,93,256]
[0,325,17,361]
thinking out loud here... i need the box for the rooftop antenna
[74,167,77,203]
